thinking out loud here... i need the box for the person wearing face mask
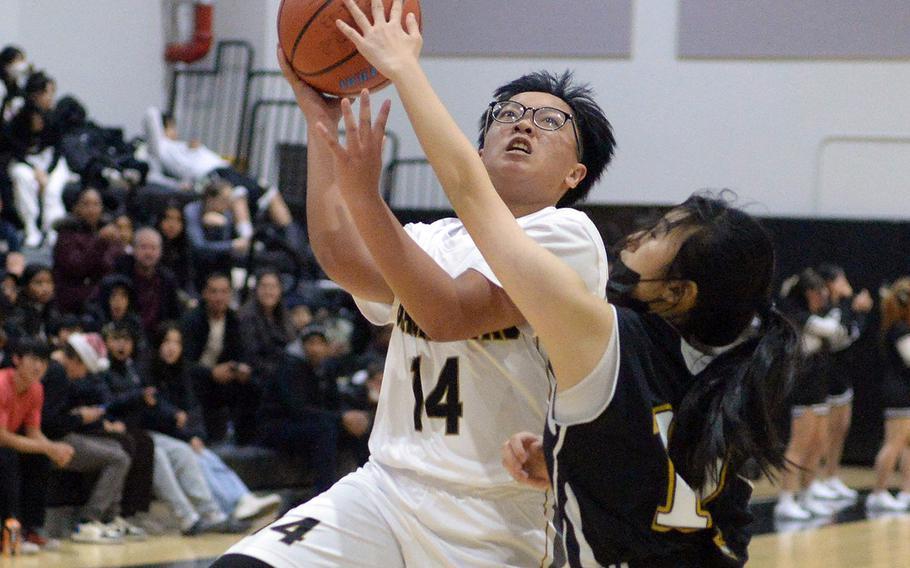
[6,73,71,248]
[218,9,797,568]
[0,46,30,124]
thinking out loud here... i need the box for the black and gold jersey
[543,307,753,568]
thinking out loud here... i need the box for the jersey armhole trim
[552,305,620,426]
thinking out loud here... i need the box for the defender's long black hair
[477,70,616,207]
[655,192,799,490]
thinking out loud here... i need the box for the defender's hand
[502,432,550,491]
[336,0,422,83]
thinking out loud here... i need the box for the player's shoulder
[522,205,596,229]
[521,206,604,245]
[403,216,463,241]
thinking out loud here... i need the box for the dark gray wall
[421,0,633,57]
[679,0,910,59]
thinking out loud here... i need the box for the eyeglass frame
[484,100,583,162]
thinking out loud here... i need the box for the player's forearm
[388,62,495,212]
[343,192,468,339]
[306,125,392,302]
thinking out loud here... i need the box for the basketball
[277,0,422,96]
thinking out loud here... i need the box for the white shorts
[222,460,548,567]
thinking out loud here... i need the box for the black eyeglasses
[486,100,582,161]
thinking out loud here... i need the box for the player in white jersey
[214,2,615,566]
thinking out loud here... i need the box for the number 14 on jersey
[411,356,463,435]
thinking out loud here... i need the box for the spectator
[113,213,134,253]
[184,181,249,290]
[40,332,133,544]
[182,272,257,444]
[0,46,29,122]
[156,202,193,296]
[0,338,74,553]
[6,102,70,247]
[90,275,146,355]
[0,195,24,275]
[257,325,370,493]
[144,106,293,240]
[285,292,313,335]
[239,269,294,382]
[100,321,235,535]
[114,227,183,338]
[145,323,281,522]
[23,71,56,114]
[6,263,60,342]
[52,186,123,314]
[1,269,17,307]
[54,95,147,211]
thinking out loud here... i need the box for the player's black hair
[9,336,52,361]
[477,70,615,207]
[652,192,799,490]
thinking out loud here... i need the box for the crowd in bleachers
[0,45,385,555]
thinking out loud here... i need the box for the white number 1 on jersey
[651,405,724,531]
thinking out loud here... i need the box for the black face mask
[606,257,652,313]
[606,256,684,314]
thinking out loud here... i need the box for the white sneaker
[824,477,858,500]
[774,495,812,520]
[866,491,908,512]
[18,541,40,555]
[896,492,910,508]
[109,516,148,541]
[71,520,124,544]
[233,492,282,521]
[807,479,840,500]
[801,494,836,517]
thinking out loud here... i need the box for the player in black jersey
[775,269,846,519]
[867,278,910,511]
[816,264,872,502]
[319,8,800,567]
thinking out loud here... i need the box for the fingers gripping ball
[278,0,422,96]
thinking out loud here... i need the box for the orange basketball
[278,0,422,96]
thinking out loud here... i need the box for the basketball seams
[279,0,421,95]
[290,0,335,64]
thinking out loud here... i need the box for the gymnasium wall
[5,0,910,218]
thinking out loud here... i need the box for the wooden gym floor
[1,466,906,568]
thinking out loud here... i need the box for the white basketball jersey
[355,206,608,489]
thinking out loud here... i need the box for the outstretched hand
[337,0,422,82]
[501,432,550,491]
[314,89,391,201]
[276,44,342,127]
